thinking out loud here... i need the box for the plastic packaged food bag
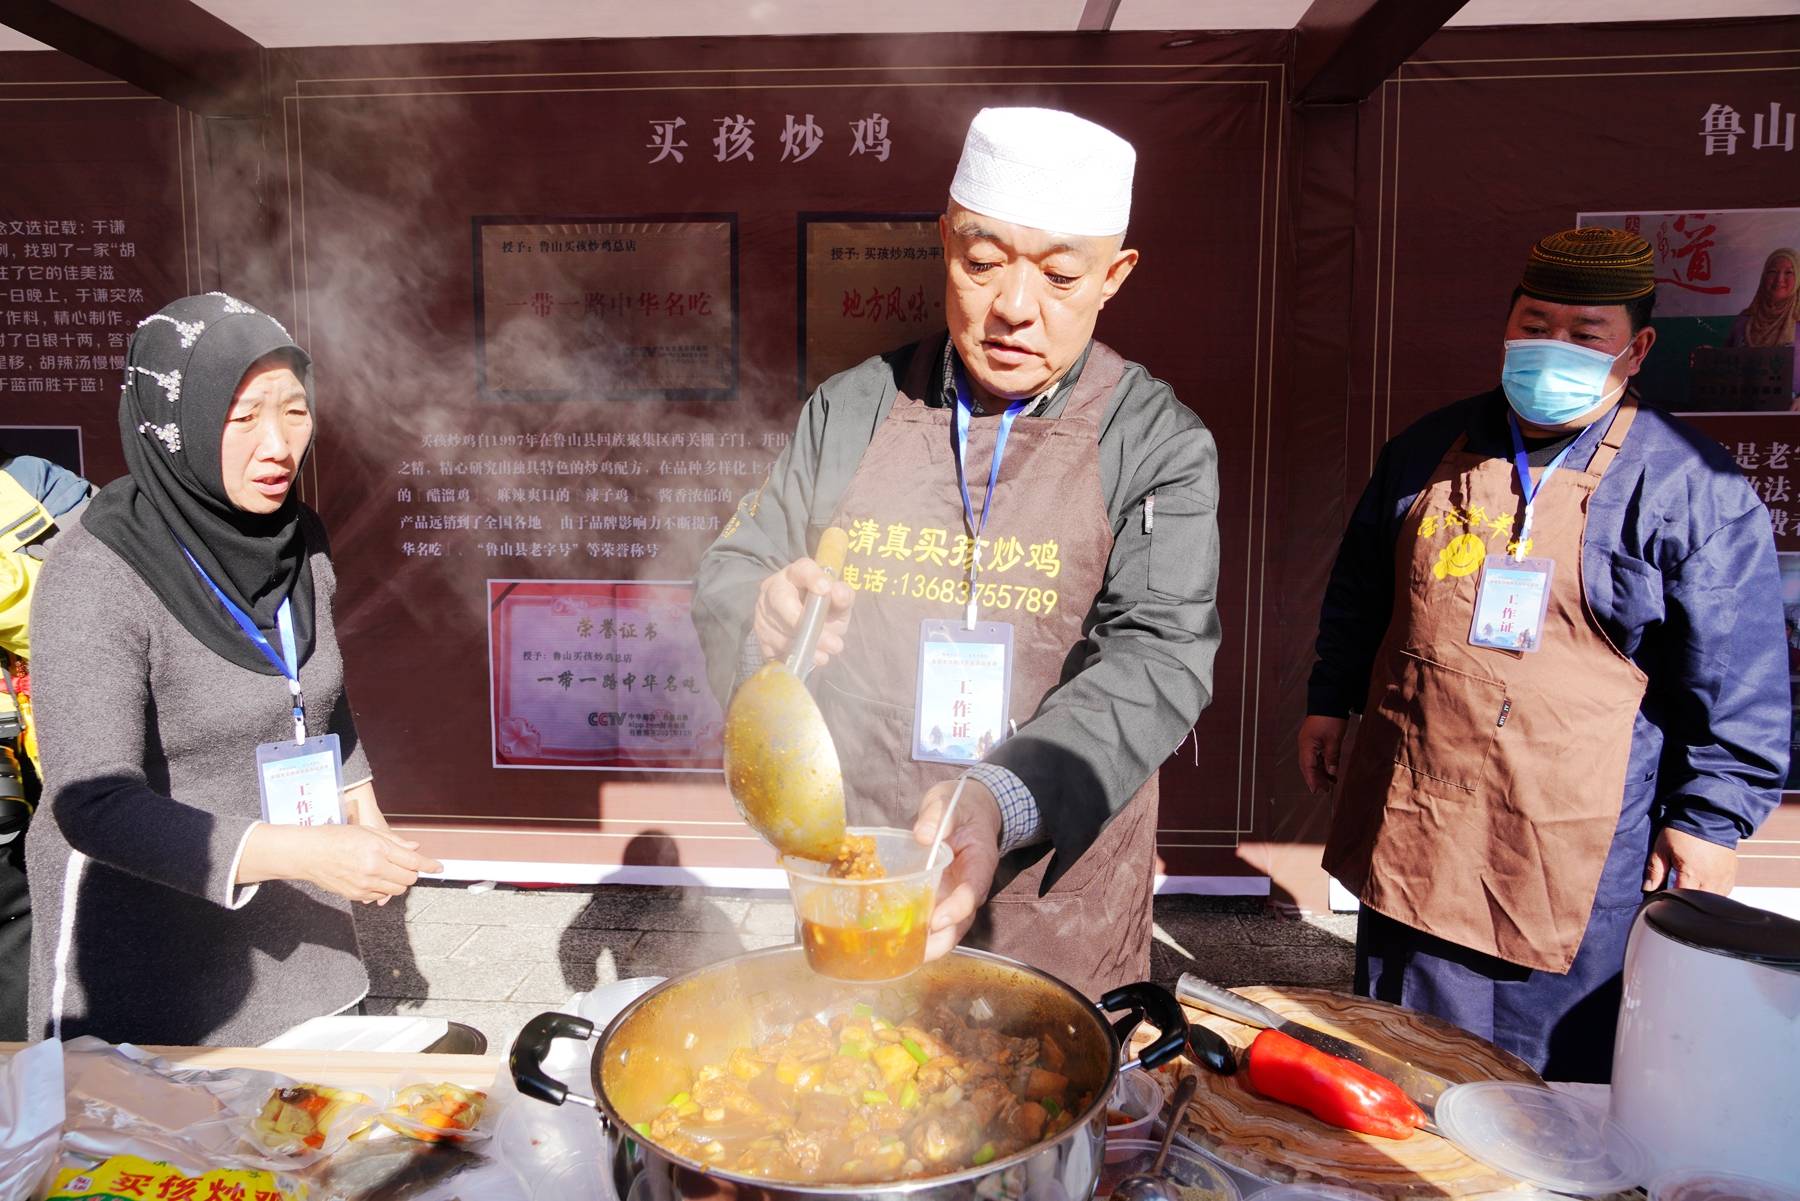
[377,1078,495,1144]
[0,1039,63,1201]
[41,1152,306,1201]
[60,1039,383,1173]
[243,1082,381,1160]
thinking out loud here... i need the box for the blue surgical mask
[1500,338,1628,426]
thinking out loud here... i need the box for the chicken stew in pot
[632,998,1092,1184]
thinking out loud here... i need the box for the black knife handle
[1177,973,1286,1030]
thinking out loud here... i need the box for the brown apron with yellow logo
[1324,401,1647,974]
[811,338,1158,999]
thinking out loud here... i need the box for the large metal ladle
[721,528,849,861]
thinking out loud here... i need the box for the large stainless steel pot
[509,946,1192,1201]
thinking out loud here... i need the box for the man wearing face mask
[1299,227,1787,1080]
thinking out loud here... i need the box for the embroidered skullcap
[1521,227,1656,304]
[949,107,1135,238]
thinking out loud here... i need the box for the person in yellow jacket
[0,452,94,1040]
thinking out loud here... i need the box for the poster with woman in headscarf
[1579,208,1800,414]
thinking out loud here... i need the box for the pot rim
[590,943,1126,1195]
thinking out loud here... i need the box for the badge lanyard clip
[952,362,1027,630]
[1504,413,1591,563]
[179,544,307,744]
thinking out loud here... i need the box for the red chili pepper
[1244,1029,1426,1140]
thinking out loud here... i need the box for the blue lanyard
[179,544,307,743]
[951,359,1028,628]
[1504,412,1605,561]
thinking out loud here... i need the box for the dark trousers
[0,834,28,1041]
[1355,898,1640,1082]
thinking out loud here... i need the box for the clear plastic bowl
[1097,1139,1244,1201]
[781,826,949,982]
[1104,1070,1165,1145]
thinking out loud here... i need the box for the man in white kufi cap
[696,107,1219,996]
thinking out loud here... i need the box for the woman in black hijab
[24,293,440,1046]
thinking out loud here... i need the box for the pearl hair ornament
[206,291,293,340]
[137,421,181,453]
[130,365,182,406]
[136,312,206,348]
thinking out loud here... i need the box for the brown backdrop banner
[257,31,1288,878]
[1,17,1794,895]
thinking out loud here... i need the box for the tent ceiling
[1,0,1794,53]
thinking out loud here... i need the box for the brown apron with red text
[1324,402,1648,973]
[812,339,1158,999]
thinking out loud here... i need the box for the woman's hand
[343,787,410,903]
[239,822,443,905]
[299,825,443,904]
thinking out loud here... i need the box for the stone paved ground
[355,882,1355,1052]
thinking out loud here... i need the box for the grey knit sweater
[25,515,374,1046]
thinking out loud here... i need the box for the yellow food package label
[45,1153,306,1201]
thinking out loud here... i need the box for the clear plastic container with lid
[1432,1081,1647,1196]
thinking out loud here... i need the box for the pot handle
[509,1011,599,1109]
[1098,981,1186,1072]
